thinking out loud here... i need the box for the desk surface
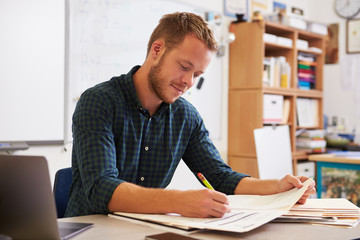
[60,214,360,240]
[309,153,360,164]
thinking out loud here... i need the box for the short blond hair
[147,12,218,56]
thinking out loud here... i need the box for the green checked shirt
[65,66,248,217]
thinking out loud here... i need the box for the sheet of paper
[228,178,312,210]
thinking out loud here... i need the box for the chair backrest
[53,167,72,218]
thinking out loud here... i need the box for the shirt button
[140,177,144,181]
[145,146,149,151]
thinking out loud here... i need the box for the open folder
[109,179,312,233]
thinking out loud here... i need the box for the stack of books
[298,52,316,90]
[296,129,326,153]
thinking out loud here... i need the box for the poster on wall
[347,18,360,53]
[224,0,249,19]
[326,23,339,64]
[251,0,269,15]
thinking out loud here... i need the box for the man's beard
[148,53,175,104]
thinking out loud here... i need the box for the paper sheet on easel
[254,125,293,179]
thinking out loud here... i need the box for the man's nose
[182,72,195,88]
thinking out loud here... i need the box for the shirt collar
[124,65,171,117]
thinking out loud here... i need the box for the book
[298,129,325,139]
[263,57,275,86]
[297,53,317,90]
[263,58,271,86]
[296,138,326,148]
[110,179,312,234]
[296,98,319,128]
[281,99,291,124]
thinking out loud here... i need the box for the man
[65,12,315,218]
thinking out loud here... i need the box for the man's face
[148,35,213,104]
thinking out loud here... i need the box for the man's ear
[151,40,165,58]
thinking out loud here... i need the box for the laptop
[0,155,93,240]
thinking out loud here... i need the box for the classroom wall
[10,0,226,186]
[308,0,360,142]
[8,0,360,185]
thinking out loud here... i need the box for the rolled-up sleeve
[72,89,124,213]
[182,109,249,195]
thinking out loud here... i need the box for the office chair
[53,167,72,218]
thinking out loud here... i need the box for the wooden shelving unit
[228,21,326,177]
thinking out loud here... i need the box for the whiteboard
[66,0,223,142]
[0,0,65,142]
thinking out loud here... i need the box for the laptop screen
[0,155,92,240]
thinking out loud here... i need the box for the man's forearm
[234,174,310,196]
[107,182,180,214]
[234,177,281,195]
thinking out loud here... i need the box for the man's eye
[180,64,188,71]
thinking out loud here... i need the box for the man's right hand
[175,189,231,218]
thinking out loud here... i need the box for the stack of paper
[296,129,326,153]
[275,198,360,227]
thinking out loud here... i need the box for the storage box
[263,33,277,44]
[287,17,307,30]
[276,36,293,47]
[263,94,284,124]
[296,39,309,50]
[307,21,328,35]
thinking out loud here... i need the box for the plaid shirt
[65,66,248,217]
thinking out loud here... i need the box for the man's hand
[278,174,316,204]
[176,189,230,218]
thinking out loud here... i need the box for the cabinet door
[228,90,263,156]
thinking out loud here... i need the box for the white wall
[308,1,360,142]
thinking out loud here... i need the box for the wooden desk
[59,214,360,240]
[309,153,360,204]
[308,153,360,164]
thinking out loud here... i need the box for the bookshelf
[228,21,326,177]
